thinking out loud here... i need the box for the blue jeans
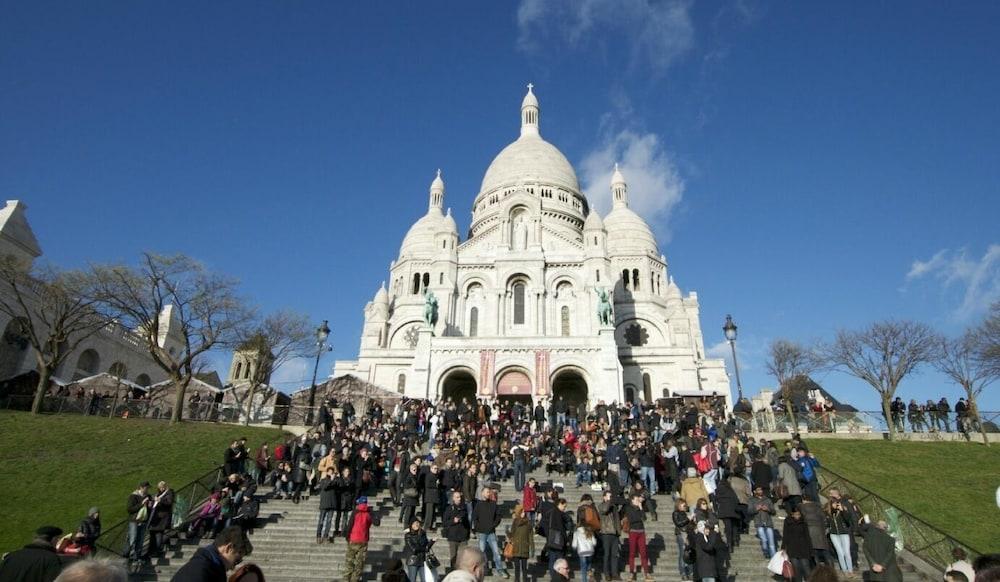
[577,469,592,487]
[317,509,335,538]
[676,532,692,577]
[478,532,505,573]
[466,501,475,524]
[830,533,853,572]
[640,466,657,494]
[569,417,578,432]
[579,555,592,582]
[618,467,630,487]
[514,459,526,491]
[756,525,776,558]
[406,563,429,581]
[556,412,566,428]
[547,549,564,577]
[126,521,146,561]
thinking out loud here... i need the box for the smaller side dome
[583,208,604,231]
[443,207,458,233]
[374,281,388,304]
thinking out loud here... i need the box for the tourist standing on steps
[672,499,694,581]
[624,493,654,582]
[124,481,152,571]
[444,490,471,571]
[508,504,533,582]
[401,463,420,528]
[342,496,380,582]
[148,481,174,557]
[862,519,903,582]
[777,451,804,512]
[334,466,356,538]
[544,498,573,578]
[316,467,337,543]
[472,488,509,578]
[598,490,623,580]
[571,522,596,582]
[826,497,855,575]
[462,465,478,523]
[423,462,442,531]
[404,517,435,582]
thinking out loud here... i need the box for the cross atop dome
[521,83,539,136]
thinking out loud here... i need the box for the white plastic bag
[767,550,787,576]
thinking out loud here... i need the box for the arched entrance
[496,369,533,408]
[439,368,477,406]
[624,385,638,404]
[551,367,588,410]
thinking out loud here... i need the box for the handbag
[426,552,440,569]
[502,540,514,560]
[545,528,565,551]
[136,505,148,522]
[683,545,696,565]
[767,550,787,575]
[782,559,796,580]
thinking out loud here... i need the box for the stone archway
[551,367,588,410]
[496,369,533,407]
[440,368,477,407]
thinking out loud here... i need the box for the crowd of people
[3,393,999,582]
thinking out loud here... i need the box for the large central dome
[477,85,580,197]
[480,133,580,194]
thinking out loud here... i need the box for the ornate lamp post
[306,320,331,425]
[723,314,744,402]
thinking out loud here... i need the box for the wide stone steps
[137,471,923,581]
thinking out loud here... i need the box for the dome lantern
[611,163,628,209]
[521,83,539,137]
[429,169,445,210]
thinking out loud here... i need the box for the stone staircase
[138,471,924,581]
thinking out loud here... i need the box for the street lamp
[723,314,744,402]
[306,320,332,425]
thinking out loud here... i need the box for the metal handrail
[816,465,987,571]
[734,409,998,435]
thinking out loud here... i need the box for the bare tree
[764,339,819,429]
[936,330,995,445]
[820,320,940,440]
[976,301,1000,377]
[92,253,252,423]
[0,257,114,414]
[233,310,313,426]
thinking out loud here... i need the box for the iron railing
[0,395,247,423]
[93,464,226,559]
[816,465,986,572]
[734,409,998,437]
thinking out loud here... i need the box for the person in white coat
[571,525,597,582]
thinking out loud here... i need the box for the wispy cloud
[516,0,695,74]
[579,128,684,232]
[905,244,1000,320]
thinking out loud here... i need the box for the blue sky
[2,1,998,409]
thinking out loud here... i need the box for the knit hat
[356,496,368,505]
[88,507,99,516]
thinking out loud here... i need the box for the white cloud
[905,245,1000,319]
[579,129,684,227]
[517,0,694,74]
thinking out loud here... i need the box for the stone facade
[334,87,731,409]
[0,200,171,389]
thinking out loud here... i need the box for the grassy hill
[806,438,1000,552]
[0,411,286,553]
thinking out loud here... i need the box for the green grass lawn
[806,438,1000,552]
[0,411,286,553]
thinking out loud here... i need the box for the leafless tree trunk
[0,257,113,414]
[819,320,940,441]
[92,253,252,424]
[938,328,996,446]
[765,339,819,432]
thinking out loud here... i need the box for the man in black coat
[422,463,442,530]
[0,526,65,582]
[170,526,252,582]
[443,490,471,571]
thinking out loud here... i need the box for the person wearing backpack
[576,494,602,534]
[796,447,820,502]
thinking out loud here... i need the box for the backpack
[800,459,815,482]
[582,505,601,533]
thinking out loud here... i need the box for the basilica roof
[478,85,581,197]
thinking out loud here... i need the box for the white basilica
[334,86,730,409]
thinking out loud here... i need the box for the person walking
[473,488,509,578]
[508,504,533,582]
[170,526,251,582]
[0,526,65,582]
[444,491,471,571]
[781,507,813,581]
[544,498,573,578]
[401,463,421,528]
[404,517,434,582]
[571,523,597,582]
[423,463,442,531]
[747,485,776,558]
[342,496,380,582]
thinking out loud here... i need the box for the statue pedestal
[411,326,435,400]
[597,326,624,404]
